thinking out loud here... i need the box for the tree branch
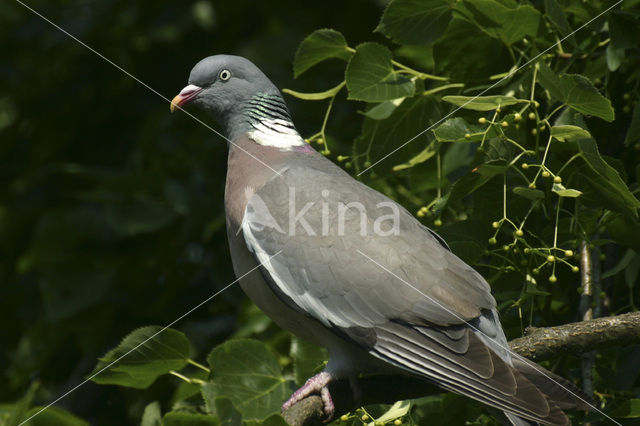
[283,312,640,426]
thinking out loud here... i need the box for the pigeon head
[171,55,305,149]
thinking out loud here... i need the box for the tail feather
[511,356,595,411]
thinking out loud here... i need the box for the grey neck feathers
[228,92,305,149]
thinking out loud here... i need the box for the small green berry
[554,176,562,183]
[344,162,352,169]
[534,100,540,108]
[549,275,557,283]
[514,113,522,121]
[340,415,349,422]
[417,210,425,218]
[492,221,500,229]
[524,248,530,254]
[478,117,487,124]
[434,219,442,227]
[364,160,372,167]
[496,106,502,112]
[501,121,508,128]
[528,112,536,120]
[515,229,524,237]
[542,170,550,178]
[572,265,580,273]
[503,245,510,251]
[600,291,607,298]
[623,105,631,114]
[564,250,573,257]
[515,124,520,130]
[361,414,369,421]
[547,255,555,262]
[528,183,536,189]
[465,133,471,140]
[489,237,497,245]
[623,93,631,100]
[521,163,529,169]
[394,420,403,426]
[600,253,606,261]
[337,155,348,162]
[531,128,538,136]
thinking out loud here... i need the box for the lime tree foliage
[5,1,640,425]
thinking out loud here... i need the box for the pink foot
[282,371,335,419]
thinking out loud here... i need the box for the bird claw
[282,371,335,420]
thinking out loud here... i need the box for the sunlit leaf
[442,95,528,111]
[550,125,591,142]
[433,117,489,142]
[346,43,415,102]
[204,339,289,422]
[376,0,452,45]
[90,327,190,389]
[293,29,352,77]
[552,183,582,197]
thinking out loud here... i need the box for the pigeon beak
[170,84,204,112]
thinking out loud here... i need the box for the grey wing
[242,165,568,425]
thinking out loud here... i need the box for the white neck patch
[247,118,305,149]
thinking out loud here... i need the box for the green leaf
[376,0,452,45]
[392,143,437,172]
[433,18,510,82]
[433,117,490,142]
[476,164,509,177]
[290,337,327,386]
[293,29,352,77]
[364,98,406,120]
[525,282,551,296]
[213,398,242,426]
[513,186,545,200]
[537,68,615,122]
[162,412,218,426]
[606,44,625,72]
[5,383,37,426]
[544,0,574,44]
[550,125,591,142]
[609,12,640,49]
[355,95,442,176]
[368,400,411,425]
[204,339,289,422]
[282,81,345,101]
[624,103,640,146]
[24,406,90,426]
[90,327,190,389]
[346,42,415,102]
[461,0,541,44]
[578,138,640,217]
[611,398,640,418]
[141,402,162,426]
[442,95,528,111]
[552,183,582,198]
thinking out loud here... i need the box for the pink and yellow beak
[170,84,204,112]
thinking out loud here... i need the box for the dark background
[0,1,385,423]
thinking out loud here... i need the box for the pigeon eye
[219,69,231,81]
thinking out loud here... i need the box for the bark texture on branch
[283,312,640,426]
[509,311,640,362]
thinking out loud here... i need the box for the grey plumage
[171,55,592,425]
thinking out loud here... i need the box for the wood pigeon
[171,55,591,425]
